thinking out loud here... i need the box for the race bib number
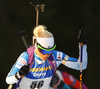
[30,80,44,89]
[19,76,52,89]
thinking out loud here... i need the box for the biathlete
[6,25,88,89]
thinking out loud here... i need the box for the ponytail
[33,25,53,38]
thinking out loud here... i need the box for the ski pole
[80,42,83,89]
[79,30,83,89]
[15,75,24,89]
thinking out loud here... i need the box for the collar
[34,52,45,64]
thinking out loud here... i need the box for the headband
[37,37,54,49]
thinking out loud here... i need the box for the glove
[78,29,88,44]
[19,64,30,76]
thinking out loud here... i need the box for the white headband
[37,37,54,49]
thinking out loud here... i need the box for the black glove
[50,73,65,88]
[78,29,88,44]
[19,64,30,76]
[50,74,59,87]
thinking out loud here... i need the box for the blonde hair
[33,25,53,38]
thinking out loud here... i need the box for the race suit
[6,44,87,89]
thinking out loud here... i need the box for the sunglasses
[40,49,53,54]
[37,43,56,54]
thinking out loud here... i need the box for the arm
[6,52,29,84]
[62,30,88,70]
[62,44,88,70]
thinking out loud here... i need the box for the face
[35,48,52,61]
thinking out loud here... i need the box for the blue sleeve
[67,57,78,62]
[52,50,66,61]
[52,50,78,68]
[52,50,66,67]
[62,52,78,62]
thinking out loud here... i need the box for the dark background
[0,0,100,89]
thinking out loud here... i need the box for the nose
[45,54,50,56]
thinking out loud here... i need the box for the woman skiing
[6,25,88,89]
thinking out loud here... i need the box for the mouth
[43,57,48,59]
